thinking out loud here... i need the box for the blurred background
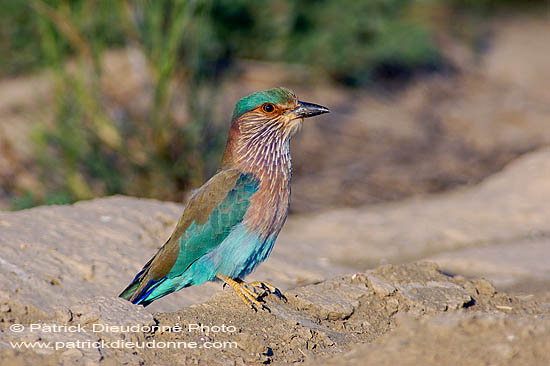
[0,0,549,212]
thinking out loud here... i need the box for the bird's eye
[262,103,275,113]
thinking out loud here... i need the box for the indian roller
[119,87,329,310]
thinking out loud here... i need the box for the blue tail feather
[132,278,166,306]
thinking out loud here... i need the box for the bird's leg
[216,274,270,312]
[246,281,287,302]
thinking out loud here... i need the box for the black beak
[294,101,330,118]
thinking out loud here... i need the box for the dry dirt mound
[1,263,548,365]
[282,147,550,291]
[1,148,550,365]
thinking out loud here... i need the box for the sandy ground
[1,148,549,365]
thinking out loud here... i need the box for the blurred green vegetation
[6,0,226,208]
[3,0,444,81]
[1,0,544,209]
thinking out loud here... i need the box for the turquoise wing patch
[167,173,259,278]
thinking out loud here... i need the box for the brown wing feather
[126,168,243,301]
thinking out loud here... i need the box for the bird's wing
[119,168,259,303]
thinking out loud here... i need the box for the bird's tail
[118,278,143,302]
[119,257,165,307]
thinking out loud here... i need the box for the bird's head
[230,87,329,141]
[221,87,329,169]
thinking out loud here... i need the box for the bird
[119,87,329,310]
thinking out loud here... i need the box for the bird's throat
[235,135,292,236]
[237,135,291,184]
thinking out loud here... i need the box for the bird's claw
[250,303,271,313]
[247,281,287,303]
[270,287,288,302]
[216,274,271,312]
